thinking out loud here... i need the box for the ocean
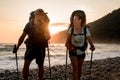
[0,43,120,72]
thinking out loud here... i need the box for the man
[14,9,50,80]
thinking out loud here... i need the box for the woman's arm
[65,34,71,47]
[87,36,95,51]
[65,34,75,51]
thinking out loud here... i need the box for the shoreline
[0,57,120,80]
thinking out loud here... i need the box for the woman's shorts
[69,50,86,58]
[24,45,46,65]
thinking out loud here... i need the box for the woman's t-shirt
[68,27,91,55]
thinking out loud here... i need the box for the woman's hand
[66,43,75,51]
[90,45,95,51]
[87,37,95,51]
[69,44,75,51]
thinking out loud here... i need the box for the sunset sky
[0,0,120,43]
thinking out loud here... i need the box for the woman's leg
[78,58,84,80]
[70,55,79,80]
[23,60,31,80]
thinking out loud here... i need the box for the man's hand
[13,44,17,53]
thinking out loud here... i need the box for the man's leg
[23,60,31,80]
[38,64,44,80]
[36,48,45,80]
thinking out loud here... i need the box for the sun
[49,27,59,35]
[49,25,67,35]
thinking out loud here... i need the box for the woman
[65,10,95,80]
[14,9,50,80]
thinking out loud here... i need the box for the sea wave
[0,43,120,70]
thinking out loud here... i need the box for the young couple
[15,8,95,80]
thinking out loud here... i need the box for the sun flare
[49,25,67,35]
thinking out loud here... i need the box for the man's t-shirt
[23,22,31,34]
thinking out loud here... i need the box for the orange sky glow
[49,26,67,35]
[0,0,120,43]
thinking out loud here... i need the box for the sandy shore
[0,57,120,80]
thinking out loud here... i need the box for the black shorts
[24,45,46,65]
[69,50,86,58]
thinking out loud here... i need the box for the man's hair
[29,11,35,20]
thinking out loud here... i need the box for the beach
[0,43,120,80]
[0,57,120,80]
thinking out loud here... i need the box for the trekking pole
[47,45,52,79]
[65,49,68,80]
[90,50,93,80]
[13,44,19,80]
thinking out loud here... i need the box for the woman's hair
[69,10,86,29]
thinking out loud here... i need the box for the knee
[23,60,31,69]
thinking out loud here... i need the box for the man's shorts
[24,45,46,65]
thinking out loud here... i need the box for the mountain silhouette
[50,8,120,44]
[88,8,120,43]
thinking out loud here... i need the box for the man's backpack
[25,23,50,47]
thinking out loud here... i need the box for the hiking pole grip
[13,44,17,54]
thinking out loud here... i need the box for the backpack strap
[71,27,74,35]
[84,26,88,50]
[84,26,86,41]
